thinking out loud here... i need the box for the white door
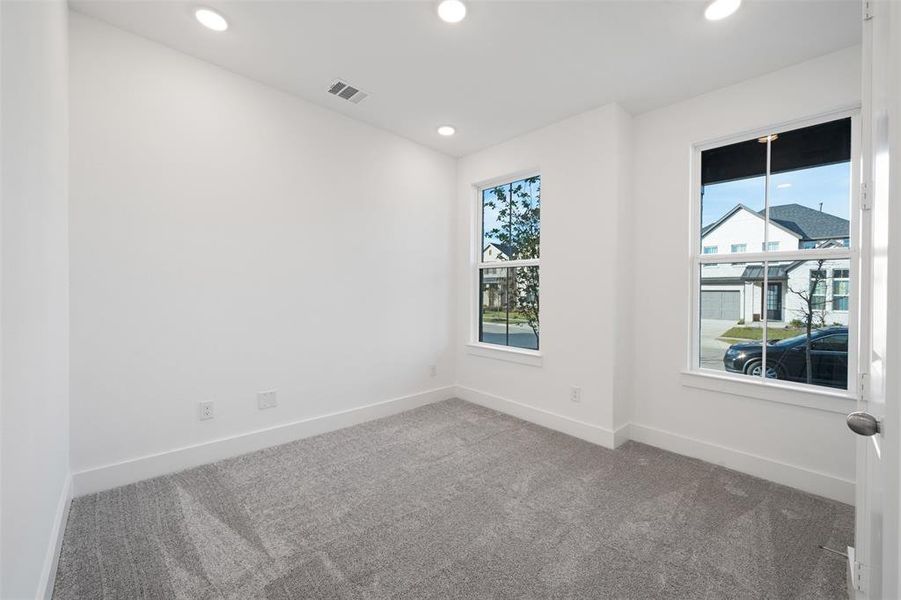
[851,2,900,598]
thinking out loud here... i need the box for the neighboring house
[481,242,513,310]
[700,203,850,325]
[483,242,512,262]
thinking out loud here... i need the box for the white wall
[68,14,456,480]
[453,103,633,446]
[629,46,861,502]
[0,1,71,598]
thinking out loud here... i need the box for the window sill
[465,343,543,367]
[680,370,855,414]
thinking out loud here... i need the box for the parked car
[723,327,848,389]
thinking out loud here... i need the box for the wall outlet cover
[257,390,278,410]
[199,401,214,420]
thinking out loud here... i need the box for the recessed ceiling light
[195,8,228,31]
[704,0,741,21]
[437,0,467,23]
[777,183,792,189]
[437,125,456,137]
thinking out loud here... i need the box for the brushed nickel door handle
[847,411,882,436]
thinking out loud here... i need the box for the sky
[701,162,851,228]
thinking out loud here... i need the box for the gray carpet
[54,399,853,599]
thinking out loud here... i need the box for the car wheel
[745,360,780,379]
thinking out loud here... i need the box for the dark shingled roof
[484,242,513,257]
[701,203,850,241]
[758,204,849,240]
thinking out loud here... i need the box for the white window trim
[688,108,862,407]
[465,342,543,366]
[469,169,542,360]
[680,370,854,414]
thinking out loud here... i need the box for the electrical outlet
[257,390,278,410]
[429,364,438,378]
[199,401,214,420]
[570,386,582,403]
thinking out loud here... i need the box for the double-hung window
[833,269,849,311]
[810,270,828,310]
[694,115,857,392]
[477,175,540,351]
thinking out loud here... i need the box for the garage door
[701,291,740,320]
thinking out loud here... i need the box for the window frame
[731,243,747,253]
[687,109,862,404]
[469,169,542,362]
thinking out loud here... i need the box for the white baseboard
[629,422,855,505]
[36,473,73,600]
[73,386,455,496]
[454,385,624,449]
[613,422,631,448]
[452,385,852,504]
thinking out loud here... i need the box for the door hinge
[861,182,872,211]
[854,559,870,593]
[863,0,874,21]
[847,547,868,596]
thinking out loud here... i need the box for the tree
[787,259,828,384]
[485,177,540,345]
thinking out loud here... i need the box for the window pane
[479,266,539,350]
[768,118,851,252]
[482,185,510,262]
[509,177,540,260]
[481,176,541,262]
[701,139,766,256]
[699,261,762,378]
[780,257,849,389]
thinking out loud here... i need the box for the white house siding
[702,206,800,255]
[784,259,850,326]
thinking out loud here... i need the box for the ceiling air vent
[327,79,368,104]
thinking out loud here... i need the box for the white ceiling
[70,0,861,157]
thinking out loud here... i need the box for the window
[477,175,540,350]
[811,333,848,352]
[810,270,827,310]
[833,269,849,311]
[703,245,718,254]
[695,116,855,392]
